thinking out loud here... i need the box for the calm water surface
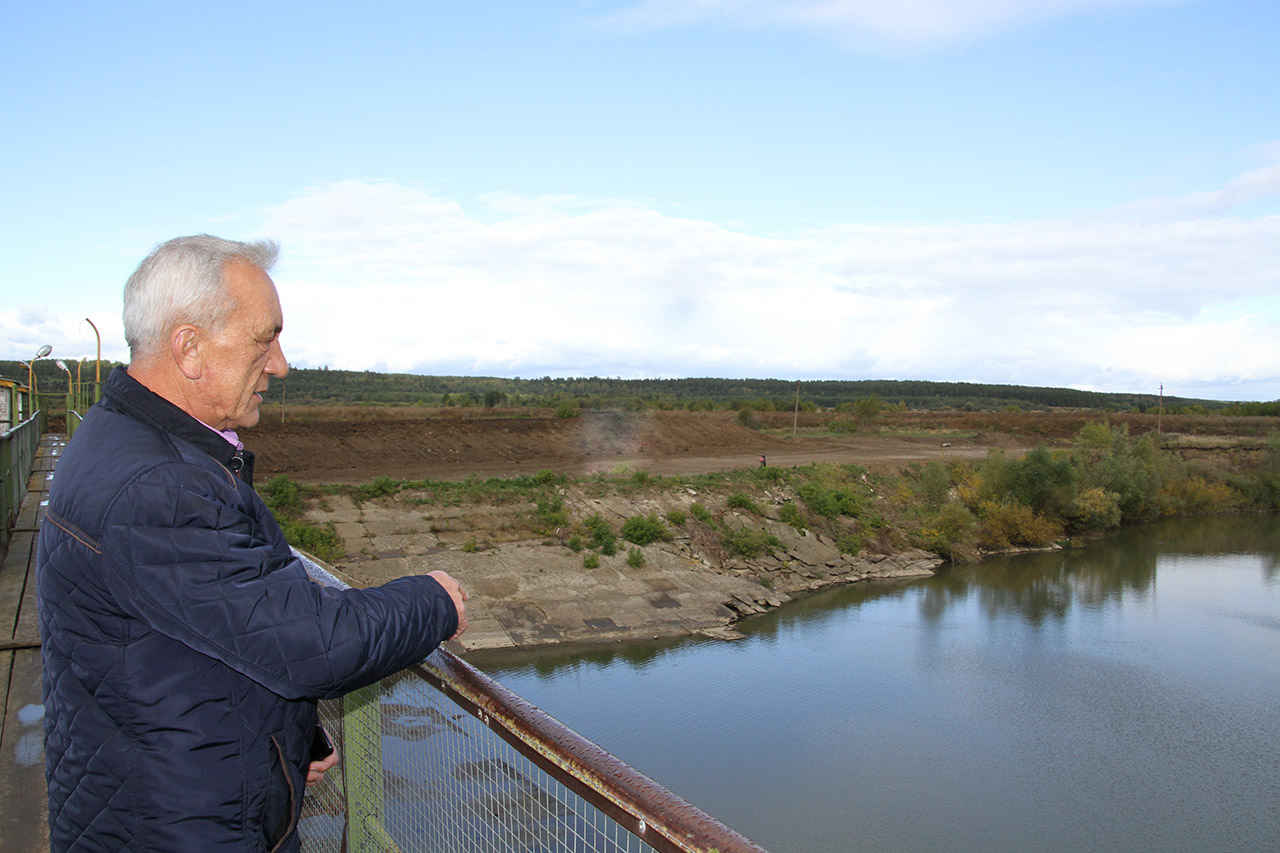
[474,517,1280,852]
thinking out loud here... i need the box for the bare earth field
[251,408,1035,483]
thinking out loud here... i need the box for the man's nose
[267,338,289,378]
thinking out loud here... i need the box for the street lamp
[28,344,52,404]
[56,360,74,426]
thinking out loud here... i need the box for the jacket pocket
[262,735,299,852]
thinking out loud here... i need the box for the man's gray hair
[123,234,279,359]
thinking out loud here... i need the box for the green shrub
[1156,477,1243,516]
[778,501,805,531]
[555,402,579,419]
[462,538,478,553]
[261,475,304,517]
[600,538,617,556]
[726,492,761,514]
[722,525,780,558]
[583,552,600,569]
[690,502,712,523]
[626,547,646,568]
[737,408,759,429]
[665,509,687,527]
[853,396,882,422]
[278,519,342,562]
[567,535,583,552]
[918,461,951,512]
[1068,487,1123,531]
[583,512,616,550]
[752,465,786,483]
[917,501,979,562]
[835,532,863,555]
[977,500,1062,549]
[621,514,669,545]
[357,475,400,502]
[534,495,569,531]
[796,482,861,518]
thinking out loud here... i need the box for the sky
[3,0,1278,401]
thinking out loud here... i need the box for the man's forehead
[224,259,283,325]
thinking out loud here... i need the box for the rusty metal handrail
[416,651,767,853]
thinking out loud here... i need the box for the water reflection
[469,515,1280,853]
[478,515,1278,680]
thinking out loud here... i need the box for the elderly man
[38,235,467,851]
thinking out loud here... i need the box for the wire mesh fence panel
[296,551,765,853]
[299,667,658,853]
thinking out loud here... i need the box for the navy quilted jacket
[38,367,459,851]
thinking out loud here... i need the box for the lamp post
[86,318,102,403]
[28,344,52,414]
[56,360,73,428]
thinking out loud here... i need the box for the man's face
[200,260,288,430]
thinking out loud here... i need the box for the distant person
[38,235,468,852]
[760,454,767,468]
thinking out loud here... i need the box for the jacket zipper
[268,736,298,853]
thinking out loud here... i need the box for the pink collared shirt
[196,418,244,451]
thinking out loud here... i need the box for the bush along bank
[901,423,1280,562]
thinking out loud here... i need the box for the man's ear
[171,325,203,380]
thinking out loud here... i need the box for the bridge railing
[296,552,767,853]
[1,411,44,549]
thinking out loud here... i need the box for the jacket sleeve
[98,462,458,700]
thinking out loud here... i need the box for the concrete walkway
[0,433,61,851]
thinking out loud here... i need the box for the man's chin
[234,401,262,429]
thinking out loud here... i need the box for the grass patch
[261,475,343,562]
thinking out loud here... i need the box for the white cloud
[1117,157,1280,219]
[7,162,1276,402]
[249,171,1280,400]
[597,0,1176,47]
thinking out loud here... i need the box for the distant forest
[3,360,1275,416]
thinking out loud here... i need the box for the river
[473,516,1280,852]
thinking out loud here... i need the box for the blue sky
[3,0,1278,400]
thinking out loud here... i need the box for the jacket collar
[102,366,256,485]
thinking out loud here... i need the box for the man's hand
[307,748,338,786]
[427,570,469,639]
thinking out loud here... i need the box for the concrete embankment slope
[0,436,57,851]
[312,489,943,653]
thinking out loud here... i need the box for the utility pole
[1157,384,1163,436]
[792,381,800,440]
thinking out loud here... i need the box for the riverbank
[286,421,1278,653]
[313,484,944,652]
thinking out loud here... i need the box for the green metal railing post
[1,431,12,548]
[341,684,394,853]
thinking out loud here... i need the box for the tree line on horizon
[2,360,1275,416]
